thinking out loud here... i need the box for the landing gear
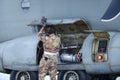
[58,70,118,80]
[92,74,117,80]
[10,71,38,80]
[108,74,117,80]
[58,70,86,80]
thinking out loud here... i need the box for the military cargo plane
[0,0,120,80]
[0,18,120,80]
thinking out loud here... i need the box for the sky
[0,73,120,80]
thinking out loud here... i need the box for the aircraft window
[98,40,108,53]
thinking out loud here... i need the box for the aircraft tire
[58,70,86,80]
[109,74,117,80]
[10,70,38,80]
[92,75,116,80]
[86,73,92,80]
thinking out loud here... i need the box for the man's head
[45,25,55,36]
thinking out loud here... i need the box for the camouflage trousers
[39,54,57,80]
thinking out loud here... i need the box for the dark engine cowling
[36,40,44,64]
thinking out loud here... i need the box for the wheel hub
[21,76,25,80]
[69,77,74,80]
[69,75,76,80]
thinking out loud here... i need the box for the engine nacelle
[82,32,120,74]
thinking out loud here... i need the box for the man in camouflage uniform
[38,23,61,80]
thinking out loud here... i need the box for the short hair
[45,25,55,35]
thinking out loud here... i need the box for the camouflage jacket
[40,34,61,53]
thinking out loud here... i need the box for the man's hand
[41,16,47,27]
[38,16,47,38]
